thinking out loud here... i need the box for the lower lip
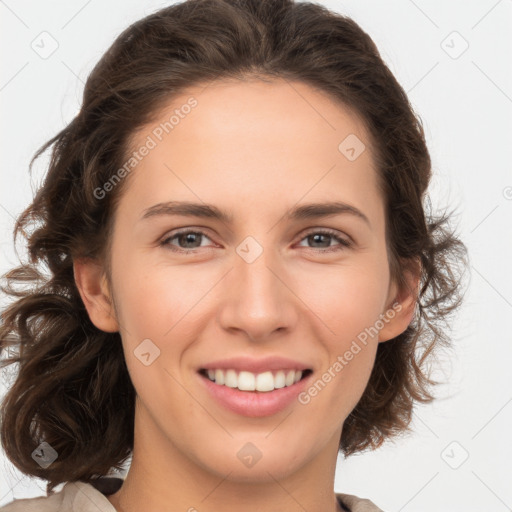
[198,371,313,417]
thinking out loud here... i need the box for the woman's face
[80,78,412,484]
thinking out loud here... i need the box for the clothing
[0,476,384,511]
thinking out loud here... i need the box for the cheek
[301,330,378,425]
[114,264,199,416]
[112,260,213,386]
[292,258,389,339]
[113,256,196,333]
[288,264,386,415]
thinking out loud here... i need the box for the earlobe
[73,258,119,333]
[378,259,421,343]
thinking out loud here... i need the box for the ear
[378,258,421,343]
[73,258,119,333]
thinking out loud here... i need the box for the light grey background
[1,1,511,511]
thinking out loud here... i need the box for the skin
[74,78,419,512]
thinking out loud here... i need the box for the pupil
[181,233,201,248]
[310,234,329,248]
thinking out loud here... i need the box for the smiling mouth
[198,368,313,393]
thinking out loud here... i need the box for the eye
[159,229,214,253]
[296,228,352,253]
[159,228,352,254]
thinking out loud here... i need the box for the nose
[217,244,298,343]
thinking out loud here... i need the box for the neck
[107,399,344,512]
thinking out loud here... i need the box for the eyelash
[159,228,352,254]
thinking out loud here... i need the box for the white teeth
[274,370,286,389]
[214,369,224,385]
[224,369,238,388]
[203,369,305,392]
[238,371,255,391]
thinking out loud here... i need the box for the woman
[0,0,468,511]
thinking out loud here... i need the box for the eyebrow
[139,200,371,227]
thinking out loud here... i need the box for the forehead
[137,77,372,152]
[120,78,382,227]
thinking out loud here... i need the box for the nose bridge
[217,236,297,340]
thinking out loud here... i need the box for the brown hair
[0,0,469,494]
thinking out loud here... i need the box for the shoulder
[336,492,385,512]
[1,481,378,512]
[0,478,122,512]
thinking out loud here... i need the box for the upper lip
[199,356,313,374]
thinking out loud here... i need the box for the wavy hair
[0,0,469,494]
